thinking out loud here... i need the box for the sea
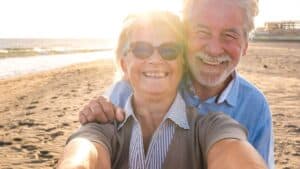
[0,39,115,79]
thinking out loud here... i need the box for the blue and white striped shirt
[118,93,189,169]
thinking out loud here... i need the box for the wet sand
[0,41,299,169]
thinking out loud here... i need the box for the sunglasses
[125,41,183,60]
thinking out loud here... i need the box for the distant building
[252,21,300,41]
[264,21,300,33]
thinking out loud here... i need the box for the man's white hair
[182,0,259,37]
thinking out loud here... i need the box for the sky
[0,0,299,38]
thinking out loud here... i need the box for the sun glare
[102,0,182,39]
[121,0,182,14]
[0,0,179,38]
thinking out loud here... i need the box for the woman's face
[121,25,183,98]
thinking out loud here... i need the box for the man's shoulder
[235,75,271,121]
[237,75,267,103]
[105,80,132,108]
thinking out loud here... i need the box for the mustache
[194,52,231,63]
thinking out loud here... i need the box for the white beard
[191,52,235,87]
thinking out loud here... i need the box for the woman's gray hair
[182,0,259,37]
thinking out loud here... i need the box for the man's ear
[242,40,248,56]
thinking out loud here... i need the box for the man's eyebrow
[224,28,242,35]
[195,24,209,29]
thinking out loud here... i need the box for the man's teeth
[196,55,229,65]
[144,72,167,78]
[201,59,222,65]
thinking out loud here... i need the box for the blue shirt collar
[183,70,239,107]
[216,71,239,106]
[118,93,190,130]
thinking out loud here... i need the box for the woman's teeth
[144,72,167,78]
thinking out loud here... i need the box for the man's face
[185,0,248,87]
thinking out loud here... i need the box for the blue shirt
[105,72,275,169]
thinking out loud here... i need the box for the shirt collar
[183,70,239,107]
[118,93,190,130]
[216,71,239,106]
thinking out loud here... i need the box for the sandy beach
[0,41,299,169]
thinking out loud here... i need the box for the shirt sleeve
[104,80,132,109]
[197,112,248,158]
[250,100,274,169]
[66,122,116,157]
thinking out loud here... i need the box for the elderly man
[79,0,274,168]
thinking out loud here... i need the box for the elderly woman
[58,11,266,169]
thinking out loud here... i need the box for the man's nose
[204,37,225,56]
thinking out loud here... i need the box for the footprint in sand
[11,145,22,152]
[13,137,22,142]
[285,124,300,133]
[26,159,45,164]
[273,113,285,117]
[25,111,35,115]
[43,107,50,110]
[50,131,64,139]
[0,141,12,147]
[38,150,54,159]
[21,144,37,151]
[25,105,36,110]
[0,107,9,113]
[18,95,27,100]
[8,124,18,129]
[57,113,65,117]
[292,127,300,133]
[44,127,57,132]
[18,119,41,127]
[71,89,77,93]
[63,93,70,97]
[30,101,39,104]
[51,96,58,99]
[62,122,70,127]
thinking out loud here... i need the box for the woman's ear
[120,57,128,79]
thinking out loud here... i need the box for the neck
[132,92,176,124]
[131,91,177,154]
[192,76,232,101]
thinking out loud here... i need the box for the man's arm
[57,138,111,169]
[79,80,132,124]
[252,101,274,169]
[207,139,267,169]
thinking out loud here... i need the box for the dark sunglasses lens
[159,43,181,60]
[131,42,153,59]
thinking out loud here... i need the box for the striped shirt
[118,93,190,169]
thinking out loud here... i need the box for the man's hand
[79,96,125,124]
